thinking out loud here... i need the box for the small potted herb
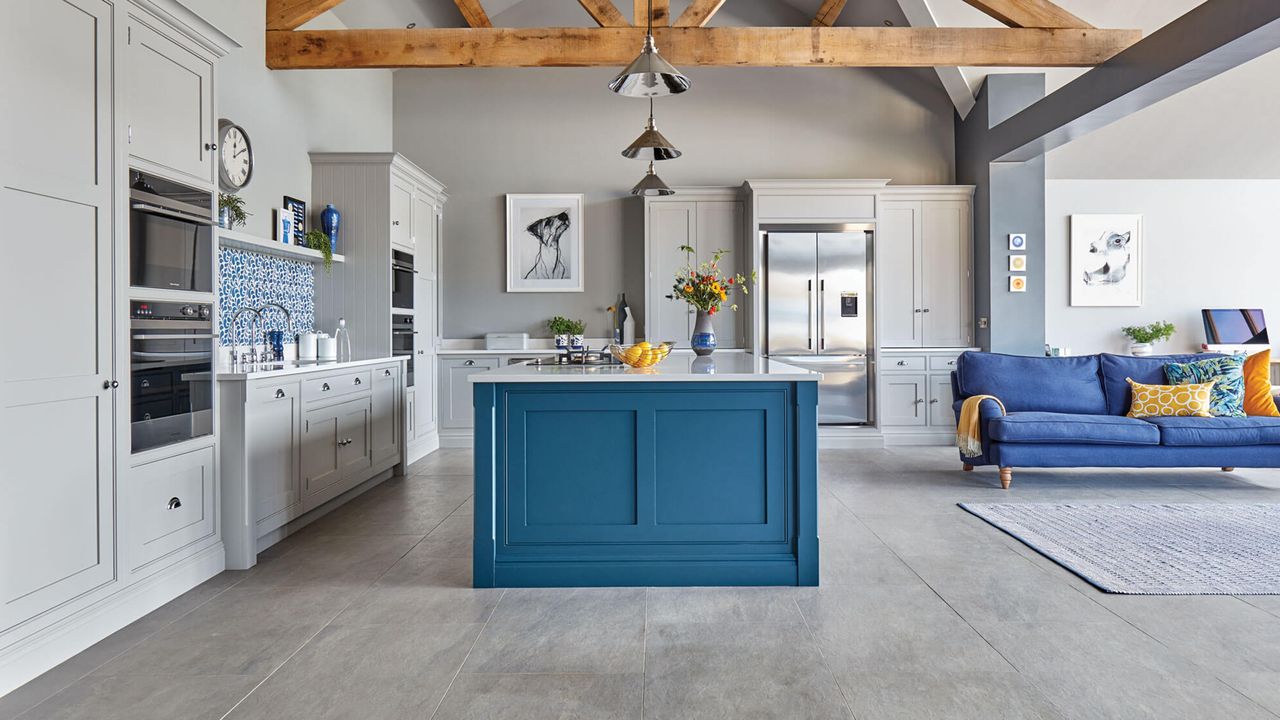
[304,229,334,274]
[548,316,586,349]
[217,193,250,229]
[1121,321,1175,356]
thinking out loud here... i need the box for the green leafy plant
[671,246,755,315]
[547,316,586,336]
[217,193,250,229]
[1121,321,1176,345]
[303,229,334,273]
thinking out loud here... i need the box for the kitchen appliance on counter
[392,250,414,310]
[129,170,214,294]
[393,313,415,387]
[764,225,873,425]
[130,300,215,452]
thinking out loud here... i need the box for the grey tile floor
[7,448,1280,719]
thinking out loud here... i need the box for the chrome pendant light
[631,162,675,196]
[608,0,690,97]
[622,98,682,161]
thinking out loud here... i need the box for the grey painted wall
[956,75,1047,356]
[393,64,955,338]
[182,0,394,239]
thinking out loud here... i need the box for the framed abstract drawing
[1070,214,1143,307]
[506,194,585,293]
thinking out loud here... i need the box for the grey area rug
[958,503,1280,595]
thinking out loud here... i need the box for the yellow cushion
[1126,378,1215,418]
[1242,350,1280,417]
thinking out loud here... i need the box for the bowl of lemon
[609,341,673,369]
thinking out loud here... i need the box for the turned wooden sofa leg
[999,467,1013,490]
[1222,467,1235,472]
[962,463,974,472]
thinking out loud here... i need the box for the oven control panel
[131,301,212,321]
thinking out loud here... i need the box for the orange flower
[683,284,693,293]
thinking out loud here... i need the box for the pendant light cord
[646,0,653,37]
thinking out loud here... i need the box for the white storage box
[485,332,529,350]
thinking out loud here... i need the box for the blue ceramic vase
[320,204,340,252]
[691,310,717,356]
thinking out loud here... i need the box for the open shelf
[217,228,345,265]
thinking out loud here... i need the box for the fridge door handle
[807,279,813,350]
[819,278,825,350]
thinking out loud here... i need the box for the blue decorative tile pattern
[218,248,315,346]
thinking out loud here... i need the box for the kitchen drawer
[372,363,401,382]
[882,355,926,372]
[302,370,372,404]
[128,445,217,572]
[929,355,961,372]
[250,380,300,405]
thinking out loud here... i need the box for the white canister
[318,336,338,361]
[299,331,319,360]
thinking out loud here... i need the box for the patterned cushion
[1164,355,1247,418]
[1126,378,1215,418]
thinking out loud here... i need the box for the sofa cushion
[957,353,1106,415]
[1099,353,1220,416]
[988,412,1160,446]
[1143,416,1280,447]
[1164,355,1247,418]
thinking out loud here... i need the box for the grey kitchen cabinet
[301,396,371,503]
[247,381,302,531]
[0,0,118,635]
[879,351,964,432]
[406,388,417,438]
[125,446,217,575]
[644,191,745,348]
[440,356,501,430]
[928,375,955,427]
[391,175,414,252]
[878,191,973,349]
[126,15,215,185]
[880,373,928,427]
[371,363,401,465]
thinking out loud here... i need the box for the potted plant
[1121,321,1175,356]
[548,316,585,349]
[217,193,250,230]
[670,246,755,356]
[303,229,334,274]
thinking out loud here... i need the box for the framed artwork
[506,193,585,293]
[1070,214,1143,307]
[1009,276,1027,293]
[283,196,306,245]
[1009,255,1027,272]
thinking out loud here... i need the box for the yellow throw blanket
[957,394,1005,458]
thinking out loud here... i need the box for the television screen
[1202,309,1269,345]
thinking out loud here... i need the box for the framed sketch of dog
[1070,214,1143,307]
[506,194,585,293]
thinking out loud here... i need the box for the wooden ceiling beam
[675,0,728,27]
[960,0,1092,29]
[266,26,1141,70]
[453,0,492,28]
[577,0,630,27]
[266,0,348,31]
[635,0,670,27]
[811,0,848,27]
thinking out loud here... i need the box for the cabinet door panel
[127,19,213,183]
[928,375,955,428]
[921,200,971,347]
[877,201,921,347]
[128,446,216,572]
[0,0,116,633]
[301,408,342,500]
[648,203,696,343]
[390,177,413,251]
[697,201,744,348]
[880,374,926,427]
[440,357,499,429]
[412,194,436,275]
[247,385,301,527]
[338,400,372,481]
[371,365,399,465]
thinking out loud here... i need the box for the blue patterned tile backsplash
[218,248,315,346]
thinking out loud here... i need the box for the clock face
[218,123,252,191]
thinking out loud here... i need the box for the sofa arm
[951,396,1005,464]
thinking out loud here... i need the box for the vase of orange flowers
[671,245,753,356]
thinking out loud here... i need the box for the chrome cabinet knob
[384,369,392,376]
[275,388,286,399]
[922,308,931,313]
[914,309,923,313]
[204,142,216,151]
[322,383,330,391]
[947,360,956,366]
[103,380,119,390]
[914,399,925,405]
[167,497,182,510]
[929,399,939,405]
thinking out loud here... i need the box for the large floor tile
[236,534,420,589]
[224,623,480,720]
[432,673,641,720]
[333,555,502,626]
[407,514,473,558]
[409,448,473,475]
[1093,595,1280,673]
[17,675,256,720]
[1219,672,1280,715]
[644,621,851,719]
[646,587,804,625]
[835,671,1065,720]
[462,588,645,674]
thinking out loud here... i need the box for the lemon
[623,346,643,364]
[635,341,651,352]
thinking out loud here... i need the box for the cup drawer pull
[354,377,362,386]
[167,497,182,510]
[322,383,331,391]
[275,388,286,399]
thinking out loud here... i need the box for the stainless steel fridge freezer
[764,226,873,425]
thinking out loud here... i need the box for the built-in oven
[392,250,414,310]
[393,313,415,387]
[130,300,215,453]
[130,171,214,294]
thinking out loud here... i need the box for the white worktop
[217,356,407,381]
[468,353,819,383]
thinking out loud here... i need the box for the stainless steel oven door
[130,190,214,293]
[392,250,414,310]
[131,323,215,452]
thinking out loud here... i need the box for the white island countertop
[217,356,407,381]
[469,353,819,384]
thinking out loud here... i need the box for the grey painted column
[956,74,1046,357]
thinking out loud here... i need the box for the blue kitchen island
[471,354,820,588]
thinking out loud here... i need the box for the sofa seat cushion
[1143,416,1280,446]
[988,412,1160,446]
[957,353,1107,415]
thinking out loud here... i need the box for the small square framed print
[1009,254,1027,272]
[1009,276,1027,293]
[1009,233,1027,250]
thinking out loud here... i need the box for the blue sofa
[951,352,1280,488]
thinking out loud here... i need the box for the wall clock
[217,119,254,192]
